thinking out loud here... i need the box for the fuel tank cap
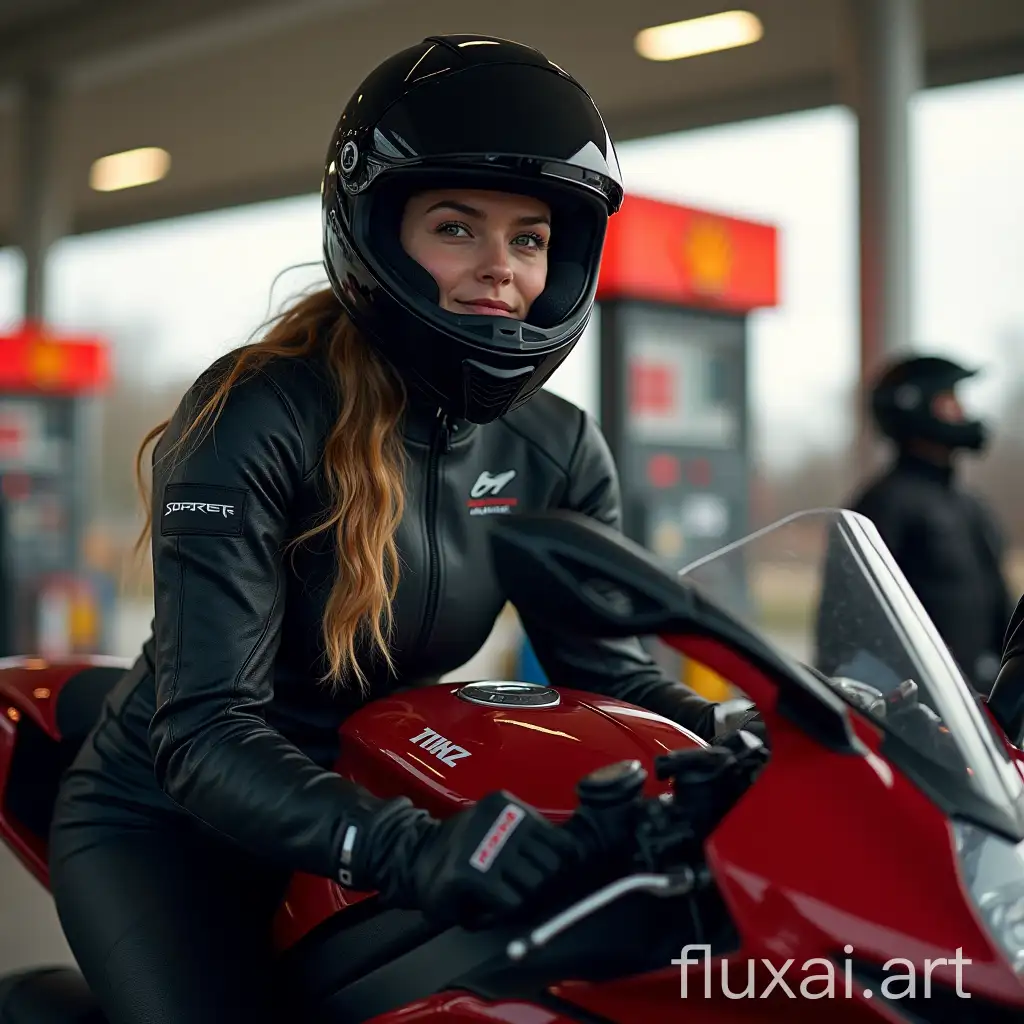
[455,681,560,709]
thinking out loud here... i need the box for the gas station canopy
[1,0,1024,246]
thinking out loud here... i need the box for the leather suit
[47,347,716,1023]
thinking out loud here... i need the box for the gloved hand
[344,790,581,928]
[713,699,768,746]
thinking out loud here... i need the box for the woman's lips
[456,299,517,317]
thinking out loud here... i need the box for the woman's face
[399,188,551,320]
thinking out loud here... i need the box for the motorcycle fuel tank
[334,680,705,818]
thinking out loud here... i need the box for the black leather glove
[714,700,768,746]
[345,790,581,928]
[735,710,768,745]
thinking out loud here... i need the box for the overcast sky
[1,73,1022,472]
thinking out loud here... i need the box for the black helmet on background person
[869,354,988,452]
[320,34,624,424]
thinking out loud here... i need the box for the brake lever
[506,869,700,961]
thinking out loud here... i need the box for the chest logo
[467,469,518,516]
[410,726,472,767]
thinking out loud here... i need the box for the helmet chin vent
[521,326,550,345]
[456,321,553,348]
[462,360,535,416]
[461,320,513,342]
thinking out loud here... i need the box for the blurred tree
[71,311,189,527]
[762,446,858,521]
[96,375,189,525]
[757,380,861,521]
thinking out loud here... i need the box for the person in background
[828,354,1012,695]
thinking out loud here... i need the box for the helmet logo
[340,141,359,175]
[894,384,920,410]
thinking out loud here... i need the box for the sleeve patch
[160,483,248,537]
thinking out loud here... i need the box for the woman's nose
[476,235,513,285]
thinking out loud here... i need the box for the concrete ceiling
[1,0,1023,247]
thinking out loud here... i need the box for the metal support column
[840,0,923,468]
[18,74,68,322]
[15,77,91,587]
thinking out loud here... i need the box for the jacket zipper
[417,409,452,655]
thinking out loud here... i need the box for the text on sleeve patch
[160,483,248,537]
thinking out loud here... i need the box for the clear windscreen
[676,509,1024,832]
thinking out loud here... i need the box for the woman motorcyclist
[47,35,730,1024]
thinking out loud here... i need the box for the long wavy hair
[133,286,408,693]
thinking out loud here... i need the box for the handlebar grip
[564,759,649,862]
[576,759,647,807]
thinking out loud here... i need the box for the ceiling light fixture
[89,147,171,192]
[635,10,764,62]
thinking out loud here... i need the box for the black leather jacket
[822,452,1012,693]
[76,348,716,880]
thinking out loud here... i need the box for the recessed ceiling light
[89,147,171,192]
[635,11,764,62]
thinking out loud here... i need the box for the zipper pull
[436,409,453,453]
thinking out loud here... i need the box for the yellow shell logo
[28,339,64,388]
[685,218,733,294]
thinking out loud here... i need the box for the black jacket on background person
[55,349,718,879]
[822,451,1012,694]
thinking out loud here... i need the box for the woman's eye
[436,221,470,237]
[513,232,548,249]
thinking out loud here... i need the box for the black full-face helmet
[321,34,624,423]
[870,354,988,452]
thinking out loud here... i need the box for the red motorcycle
[1,508,1023,1022]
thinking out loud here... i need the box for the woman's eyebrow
[424,201,550,227]
[424,200,483,218]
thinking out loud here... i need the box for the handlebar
[506,674,967,960]
[507,731,769,961]
[507,870,700,960]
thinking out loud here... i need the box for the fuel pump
[0,323,112,657]
[596,194,778,570]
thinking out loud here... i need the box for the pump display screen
[599,301,749,573]
[621,304,743,450]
